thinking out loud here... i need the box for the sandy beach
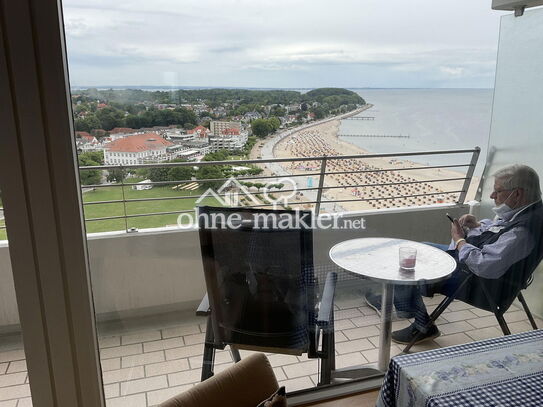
[265,110,479,212]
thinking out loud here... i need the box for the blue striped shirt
[448,201,540,279]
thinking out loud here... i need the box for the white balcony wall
[0,204,478,331]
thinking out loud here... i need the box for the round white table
[329,237,457,371]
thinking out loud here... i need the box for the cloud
[62,0,502,87]
[440,66,466,76]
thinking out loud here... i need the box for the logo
[178,176,366,231]
[195,176,297,209]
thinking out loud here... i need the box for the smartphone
[446,213,454,223]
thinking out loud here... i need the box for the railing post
[119,165,129,231]
[315,156,328,215]
[457,147,480,204]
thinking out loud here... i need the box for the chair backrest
[198,206,315,354]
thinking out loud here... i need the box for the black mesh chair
[404,257,541,353]
[196,206,337,386]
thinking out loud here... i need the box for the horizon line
[70,85,494,90]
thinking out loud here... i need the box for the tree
[80,150,104,164]
[203,150,229,162]
[95,107,125,131]
[167,159,193,181]
[107,168,128,183]
[251,119,273,138]
[196,165,224,190]
[147,167,170,182]
[74,115,101,132]
[78,152,102,185]
[269,117,281,131]
[311,107,326,120]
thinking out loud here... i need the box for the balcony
[1,151,542,406]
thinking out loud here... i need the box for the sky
[62,0,507,89]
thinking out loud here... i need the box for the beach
[259,109,479,212]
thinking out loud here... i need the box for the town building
[103,133,174,165]
[186,125,211,141]
[210,120,241,136]
[208,127,248,152]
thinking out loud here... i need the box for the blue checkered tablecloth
[377,329,543,407]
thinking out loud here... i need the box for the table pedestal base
[331,364,383,381]
[378,283,394,371]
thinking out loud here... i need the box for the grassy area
[0,185,220,241]
[82,184,220,233]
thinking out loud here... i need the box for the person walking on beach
[365,164,543,344]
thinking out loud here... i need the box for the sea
[341,89,494,174]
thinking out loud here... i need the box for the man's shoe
[364,293,414,319]
[391,323,440,345]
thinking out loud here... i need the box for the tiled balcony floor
[1,290,541,407]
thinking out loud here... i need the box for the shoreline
[255,106,479,212]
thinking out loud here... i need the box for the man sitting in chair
[366,164,543,344]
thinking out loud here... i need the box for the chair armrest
[196,293,210,316]
[317,272,337,325]
[159,353,279,407]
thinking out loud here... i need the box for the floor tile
[6,361,26,374]
[100,344,142,360]
[146,384,193,406]
[283,360,318,379]
[143,338,184,353]
[121,351,165,369]
[434,333,472,348]
[165,344,202,361]
[161,325,200,339]
[0,373,27,388]
[0,384,30,401]
[120,375,168,396]
[465,327,503,341]
[105,393,146,407]
[168,369,201,386]
[145,359,190,377]
[342,325,380,341]
[335,338,373,354]
[121,331,162,346]
[441,309,478,323]
[102,366,145,385]
[0,351,25,364]
[278,376,314,392]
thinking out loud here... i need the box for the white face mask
[492,190,515,218]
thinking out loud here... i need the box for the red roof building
[109,127,136,134]
[75,131,98,143]
[221,128,240,136]
[106,133,173,153]
[104,133,174,165]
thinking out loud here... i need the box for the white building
[210,121,241,136]
[208,129,248,152]
[104,133,174,165]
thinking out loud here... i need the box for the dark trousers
[393,242,462,332]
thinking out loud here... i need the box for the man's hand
[459,214,480,229]
[451,219,465,242]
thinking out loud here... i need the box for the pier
[344,116,375,120]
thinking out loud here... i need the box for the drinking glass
[399,247,417,269]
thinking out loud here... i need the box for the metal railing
[77,147,480,232]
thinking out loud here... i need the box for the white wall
[0,204,471,331]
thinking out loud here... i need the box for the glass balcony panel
[57,1,543,404]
